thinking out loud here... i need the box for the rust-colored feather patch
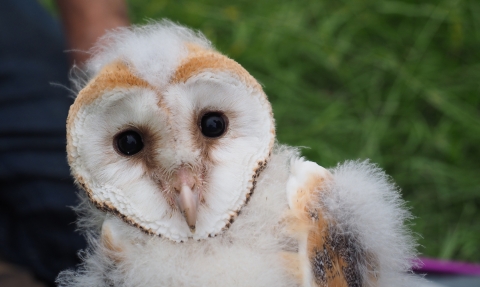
[101,223,125,263]
[66,62,153,165]
[285,170,376,287]
[171,44,261,90]
[281,251,303,285]
[308,222,350,287]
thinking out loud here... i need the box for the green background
[42,0,480,262]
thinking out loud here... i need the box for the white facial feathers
[67,21,275,241]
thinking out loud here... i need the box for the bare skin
[56,0,130,66]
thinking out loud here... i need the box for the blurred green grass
[43,0,480,261]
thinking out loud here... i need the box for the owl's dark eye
[200,112,227,138]
[115,130,144,156]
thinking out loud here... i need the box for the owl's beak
[178,185,198,232]
[173,168,199,232]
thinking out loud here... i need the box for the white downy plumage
[59,21,433,287]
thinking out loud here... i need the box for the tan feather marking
[171,44,261,90]
[285,174,326,236]
[307,220,349,287]
[66,61,153,165]
[101,223,124,262]
[299,173,348,286]
[281,252,303,285]
[284,172,351,287]
[286,171,378,287]
[284,174,324,286]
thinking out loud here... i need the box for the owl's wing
[285,159,419,287]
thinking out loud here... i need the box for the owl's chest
[104,179,299,287]
[136,237,298,287]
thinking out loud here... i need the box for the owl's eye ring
[114,130,144,156]
[199,112,228,138]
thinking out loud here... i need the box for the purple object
[414,257,480,276]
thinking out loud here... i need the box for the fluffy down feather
[58,146,432,287]
[323,160,424,286]
[285,157,430,287]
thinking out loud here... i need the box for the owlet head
[66,21,275,242]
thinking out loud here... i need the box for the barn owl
[58,21,429,287]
